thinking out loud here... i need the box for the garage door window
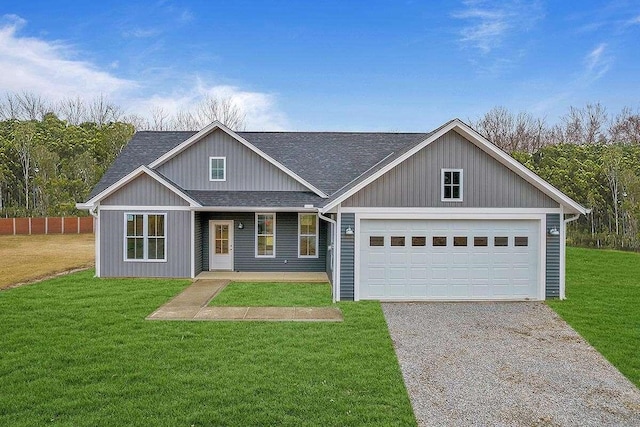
[433,236,447,246]
[412,236,426,246]
[370,236,384,246]
[391,236,405,246]
[442,169,463,201]
[515,236,529,246]
[454,236,468,246]
[494,236,508,246]
[474,237,488,246]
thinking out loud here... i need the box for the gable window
[441,169,463,202]
[298,213,318,258]
[125,213,166,261]
[209,157,226,181]
[256,213,275,257]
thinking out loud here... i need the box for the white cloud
[0,15,289,130]
[584,43,611,81]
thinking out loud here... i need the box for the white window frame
[123,212,167,262]
[255,212,276,258]
[441,168,463,202]
[209,156,226,182]
[298,213,319,258]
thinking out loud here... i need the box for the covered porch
[195,271,329,282]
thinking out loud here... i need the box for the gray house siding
[157,129,308,191]
[339,213,355,301]
[194,212,203,276]
[200,212,327,272]
[101,174,189,206]
[546,213,561,298]
[343,130,559,208]
[99,209,190,278]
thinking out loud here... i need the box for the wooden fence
[0,217,95,235]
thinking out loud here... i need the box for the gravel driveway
[382,302,640,426]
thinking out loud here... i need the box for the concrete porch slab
[195,271,329,283]
[195,306,249,320]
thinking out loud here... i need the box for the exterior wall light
[548,227,560,236]
[345,226,354,235]
[237,222,244,230]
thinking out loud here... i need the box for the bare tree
[172,110,200,131]
[16,92,53,120]
[122,113,149,131]
[471,106,548,152]
[560,103,608,144]
[88,95,124,125]
[609,107,640,144]
[58,96,87,125]
[11,121,38,210]
[193,96,246,130]
[149,106,171,131]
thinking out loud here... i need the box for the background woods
[0,92,639,250]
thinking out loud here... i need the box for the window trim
[441,168,463,202]
[255,212,276,258]
[123,212,167,263]
[298,213,319,258]
[209,156,227,182]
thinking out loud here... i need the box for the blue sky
[1,0,639,130]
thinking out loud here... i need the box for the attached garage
[357,218,542,301]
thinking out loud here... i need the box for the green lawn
[0,271,415,426]
[209,282,333,307]
[547,247,640,387]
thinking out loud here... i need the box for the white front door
[210,220,234,270]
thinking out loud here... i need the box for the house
[76,119,588,301]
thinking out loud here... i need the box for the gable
[156,128,308,192]
[101,174,190,206]
[342,129,559,208]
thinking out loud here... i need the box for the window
[256,213,275,257]
[209,157,226,181]
[433,236,447,246]
[298,213,318,257]
[494,236,508,247]
[441,169,463,201]
[370,236,384,246]
[515,236,529,247]
[412,236,426,246]
[391,236,405,246]
[125,213,166,261]
[474,237,488,247]
[453,236,468,246]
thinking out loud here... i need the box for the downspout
[318,211,338,303]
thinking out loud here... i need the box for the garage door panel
[359,219,540,301]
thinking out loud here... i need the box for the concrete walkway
[147,279,342,322]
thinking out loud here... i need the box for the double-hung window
[298,213,318,257]
[125,213,166,261]
[441,169,463,202]
[209,157,226,181]
[256,213,275,257]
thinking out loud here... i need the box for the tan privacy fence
[0,217,95,235]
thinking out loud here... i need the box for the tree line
[0,91,639,250]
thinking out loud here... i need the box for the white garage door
[359,219,540,301]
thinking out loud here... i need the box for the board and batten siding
[339,213,355,301]
[157,128,308,191]
[200,212,327,272]
[101,174,189,206]
[99,210,190,278]
[545,213,560,298]
[342,130,559,208]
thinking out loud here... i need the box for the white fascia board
[84,165,201,208]
[192,206,318,212]
[321,119,588,215]
[340,207,560,215]
[147,121,328,199]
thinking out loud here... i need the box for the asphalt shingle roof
[186,191,326,208]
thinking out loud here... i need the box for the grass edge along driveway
[0,270,416,427]
[547,247,640,388]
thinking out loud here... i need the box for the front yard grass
[0,270,415,426]
[209,282,333,307]
[0,234,94,289]
[547,247,640,388]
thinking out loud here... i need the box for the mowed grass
[209,282,333,307]
[547,247,640,387]
[0,234,94,289]
[0,270,415,426]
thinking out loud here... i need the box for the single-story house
[77,119,588,301]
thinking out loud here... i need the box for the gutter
[318,211,338,303]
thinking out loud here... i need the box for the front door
[210,220,234,270]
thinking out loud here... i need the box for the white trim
[93,207,100,277]
[209,156,226,182]
[350,211,548,221]
[255,212,276,258]
[123,212,167,263]
[190,210,195,279]
[441,168,463,202]
[321,119,587,214]
[192,206,318,212]
[147,121,328,198]
[83,165,201,208]
[340,207,562,214]
[101,205,192,211]
[318,211,338,302]
[297,213,319,258]
[538,218,547,300]
[209,220,235,270]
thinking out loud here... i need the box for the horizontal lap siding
[546,214,560,298]
[343,130,558,208]
[100,210,190,278]
[340,213,355,301]
[201,212,326,272]
[194,212,203,276]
